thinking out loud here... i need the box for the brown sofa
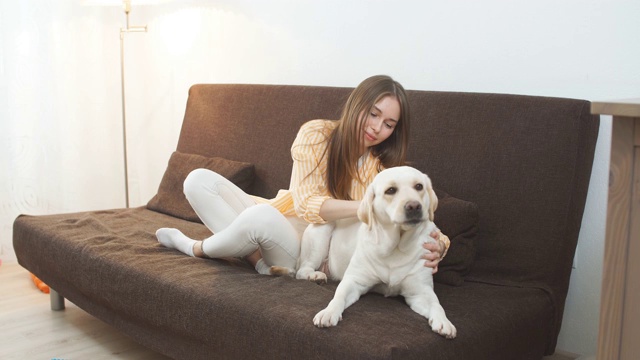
[13,84,599,359]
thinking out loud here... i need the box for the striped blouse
[252,119,382,224]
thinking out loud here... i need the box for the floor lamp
[85,0,150,208]
[119,0,147,208]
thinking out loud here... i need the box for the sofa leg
[50,289,65,311]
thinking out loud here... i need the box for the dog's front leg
[296,223,334,282]
[313,274,371,327]
[403,284,457,339]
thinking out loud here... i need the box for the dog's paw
[429,315,457,339]
[313,308,342,327]
[296,267,328,283]
[296,266,314,280]
[307,271,328,283]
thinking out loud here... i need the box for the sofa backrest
[176,83,599,324]
[177,84,353,198]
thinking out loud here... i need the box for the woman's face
[361,95,401,150]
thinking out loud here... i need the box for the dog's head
[358,166,437,231]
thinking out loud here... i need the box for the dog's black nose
[404,201,423,220]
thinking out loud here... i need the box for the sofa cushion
[433,189,479,286]
[147,151,255,223]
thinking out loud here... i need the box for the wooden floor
[0,261,578,360]
[0,261,169,360]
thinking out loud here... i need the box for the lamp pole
[119,0,146,208]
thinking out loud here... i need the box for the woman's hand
[422,230,446,274]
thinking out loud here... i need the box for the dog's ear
[358,183,376,230]
[424,174,438,221]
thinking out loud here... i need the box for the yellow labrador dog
[296,166,456,339]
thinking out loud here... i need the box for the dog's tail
[269,266,296,277]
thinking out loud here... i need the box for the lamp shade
[81,0,170,14]
[81,0,168,5]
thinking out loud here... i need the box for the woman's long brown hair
[326,75,410,200]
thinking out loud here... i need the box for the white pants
[184,168,302,269]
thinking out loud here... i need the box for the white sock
[254,258,271,275]
[156,228,196,257]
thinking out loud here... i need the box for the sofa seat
[15,207,553,360]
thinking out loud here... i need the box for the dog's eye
[385,187,397,195]
[415,183,424,191]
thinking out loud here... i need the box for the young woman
[156,75,449,274]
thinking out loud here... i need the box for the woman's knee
[238,205,299,241]
[240,204,284,228]
[183,168,221,199]
[241,204,300,267]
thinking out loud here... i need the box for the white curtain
[1,2,126,261]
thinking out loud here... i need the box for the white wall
[2,0,639,356]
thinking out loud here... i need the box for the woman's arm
[289,120,337,224]
[318,198,360,222]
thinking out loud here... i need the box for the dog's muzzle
[404,200,423,224]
